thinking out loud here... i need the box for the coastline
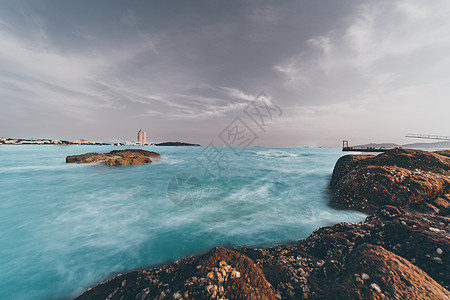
[76,148,450,299]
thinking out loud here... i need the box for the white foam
[255,150,300,157]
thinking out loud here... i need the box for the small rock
[433,257,443,263]
[429,227,441,232]
[370,283,381,293]
[361,273,370,280]
[437,248,443,255]
[207,271,215,280]
[230,270,241,279]
[172,292,182,299]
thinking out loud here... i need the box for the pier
[342,140,391,152]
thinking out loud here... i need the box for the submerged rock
[329,148,450,214]
[66,149,161,166]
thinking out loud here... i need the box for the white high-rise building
[137,129,146,145]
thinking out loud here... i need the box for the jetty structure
[343,133,450,152]
[342,140,392,152]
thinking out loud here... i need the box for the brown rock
[66,149,161,166]
[330,148,450,214]
[330,243,450,300]
[76,247,275,300]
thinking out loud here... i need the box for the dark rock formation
[66,149,161,166]
[76,207,449,299]
[330,243,449,300]
[77,247,275,300]
[329,148,450,214]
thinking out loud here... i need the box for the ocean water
[0,146,366,300]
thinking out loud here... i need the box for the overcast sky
[1,0,449,146]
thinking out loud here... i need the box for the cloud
[0,5,262,127]
[220,87,255,101]
[271,0,450,144]
[276,1,450,85]
[0,17,163,119]
[1,0,449,145]
[249,7,279,26]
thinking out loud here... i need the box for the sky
[0,0,449,147]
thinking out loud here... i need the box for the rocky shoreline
[329,148,450,215]
[66,149,161,166]
[76,149,449,299]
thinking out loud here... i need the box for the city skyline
[1,1,450,147]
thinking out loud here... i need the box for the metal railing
[405,134,450,141]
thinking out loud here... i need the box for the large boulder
[329,148,450,214]
[330,243,449,300]
[76,247,276,300]
[66,149,161,166]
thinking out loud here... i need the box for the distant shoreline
[0,138,201,147]
[154,142,201,147]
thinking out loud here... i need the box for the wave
[158,156,184,165]
[0,164,84,173]
[255,150,300,157]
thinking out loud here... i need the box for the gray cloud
[0,0,449,146]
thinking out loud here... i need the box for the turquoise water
[0,146,365,299]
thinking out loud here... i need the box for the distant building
[137,129,146,145]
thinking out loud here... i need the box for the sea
[0,146,366,300]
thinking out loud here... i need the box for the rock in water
[75,207,450,299]
[331,243,449,300]
[66,149,161,166]
[329,148,450,214]
[76,247,276,300]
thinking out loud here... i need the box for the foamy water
[0,146,365,299]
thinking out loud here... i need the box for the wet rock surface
[76,207,449,299]
[66,149,161,166]
[329,148,450,214]
[330,243,449,300]
[76,247,275,300]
